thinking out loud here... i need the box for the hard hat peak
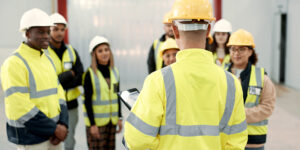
[159,38,179,57]
[19,8,53,32]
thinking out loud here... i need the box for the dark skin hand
[54,124,68,141]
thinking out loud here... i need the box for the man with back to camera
[124,0,248,149]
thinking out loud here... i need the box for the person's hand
[54,124,68,141]
[90,125,100,139]
[116,119,123,133]
[50,136,61,145]
[70,70,75,76]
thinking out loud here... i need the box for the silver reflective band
[92,99,118,105]
[154,41,161,63]
[84,112,118,118]
[127,112,159,137]
[245,102,256,108]
[7,107,39,127]
[7,108,60,128]
[249,119,268,126]
[174,20,208,31]
[255,67,262,106]
[219,71,236,132]
[222,120,247,135]
[160,124,219,136]
[5,86,29,97]
[14,53,58,98]
[112,68,119,82]
[67,45,75,62]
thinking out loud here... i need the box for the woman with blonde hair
[82,36,122,150]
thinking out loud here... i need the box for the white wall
[0,0,53,66]
[68,0,174,90]
[285,0,300,90]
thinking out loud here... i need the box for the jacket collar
[18,42,44,56]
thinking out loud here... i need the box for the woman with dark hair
[226,29,276,150]
[211,19,232,67]
[82,36,122,150]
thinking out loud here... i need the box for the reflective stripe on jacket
[124,49,248,150]
[1,43,67,144]
[48,45,81,101]
[82,67,119,126]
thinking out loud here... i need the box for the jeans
[64,107,79,150]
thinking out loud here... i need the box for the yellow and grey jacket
[48,43,83,109]
[226,63,269,144]
[0,43,68,145]
[124,49,248,150]
[82,67,120,127]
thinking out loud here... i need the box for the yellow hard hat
[169,0,215,22]
[159,38,179,58]
[163,11,173,24]
[227,29,255,48]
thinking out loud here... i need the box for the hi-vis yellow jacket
[48,45,81,102]
[0,43,68,145]
[124,49,248,150]
[82,67,120,126]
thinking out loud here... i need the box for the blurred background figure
[205,33,214,50]
[226,29,276,150]
[82,36,122,150]
[159,38,179,66]
[211,19,232,67]
[0,8,68,150]
[48,12,84,150]
[147,11,174,74]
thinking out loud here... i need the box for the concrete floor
[0,84,300,150]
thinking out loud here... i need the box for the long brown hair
[247,46,258,65]
[91,43,115,76]
[210,33,230,54]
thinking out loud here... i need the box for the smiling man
[48,13,83,150]
[0,8,69,150]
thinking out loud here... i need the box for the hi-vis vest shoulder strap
[245,66,268,135]
[213,53,231,68]
[153,39,164,70]
[126,66,246,137]
[82,67,119,126]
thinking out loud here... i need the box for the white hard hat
[50,13,67,26]
[19,8,53,32]
[213,19,232,33]
[89,36,109,53]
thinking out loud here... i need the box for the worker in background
[0,8,68,150]
[82,36,123,150]
[211,19,232,67]
[147,11,174,74]
[226,29,276,150]
[48,13,84,150]
[123,0,248,149]
[159,38,179,66]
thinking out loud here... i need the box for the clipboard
[118,88,139,110]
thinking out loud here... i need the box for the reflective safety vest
[1,43,66,144]
[153,39,164,70]
[124,49,248,150]
[82,67,120,126]
[48,45,81,101]
[245,66,268,136]
[213,53,231,68]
